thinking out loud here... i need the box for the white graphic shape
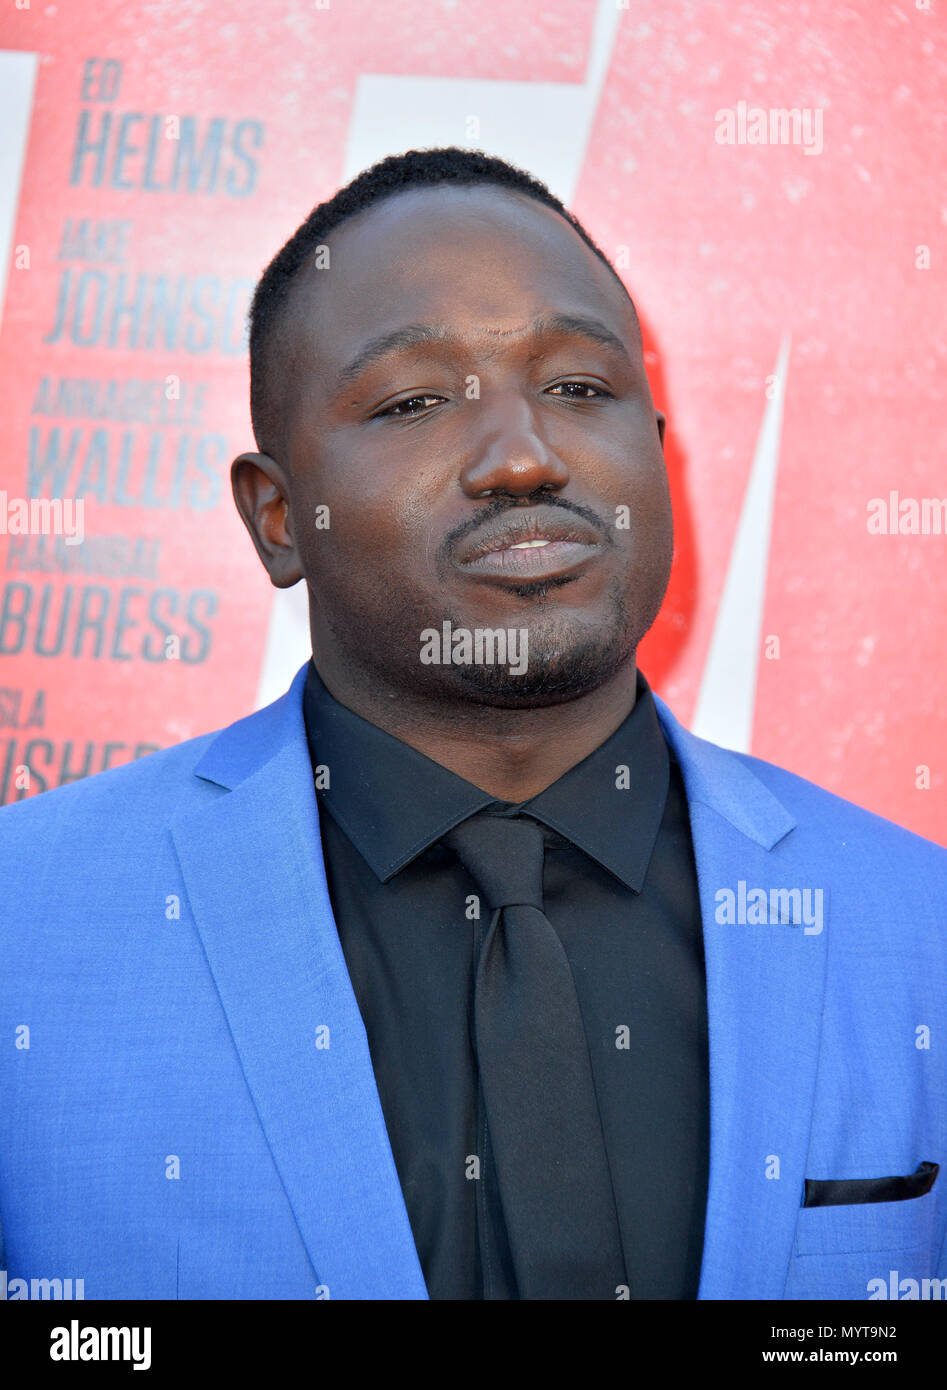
[0,50,38,333]
[692,334,791,752]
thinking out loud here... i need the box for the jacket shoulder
[731,745,947,871]
[0,725,222,841]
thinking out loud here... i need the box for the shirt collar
[303,659,670,892]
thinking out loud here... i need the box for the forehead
[280,184,637,377]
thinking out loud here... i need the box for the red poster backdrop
[589,3,947,842]
[0,1,943,843]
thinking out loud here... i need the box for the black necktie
[445,810,627,1299]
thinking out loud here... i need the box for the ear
[655,410,666,448]
[231,451,304,588]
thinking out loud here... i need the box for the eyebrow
[334,313,633,391]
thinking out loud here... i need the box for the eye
[375,394,445,418]
[546,381,613,400]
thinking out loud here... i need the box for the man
[1,147,944,1301]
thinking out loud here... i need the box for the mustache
[439,493,610,563]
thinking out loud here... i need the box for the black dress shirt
[302,659,709,1299]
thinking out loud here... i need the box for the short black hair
[248,145,639,455]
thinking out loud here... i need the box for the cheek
[293,475,432,586]
[593,449,670,538]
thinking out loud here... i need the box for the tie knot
[445,812,546,911]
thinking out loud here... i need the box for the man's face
[256,184,672,708]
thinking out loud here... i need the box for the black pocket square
[803,1160,939,1208]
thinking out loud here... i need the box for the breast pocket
[784,1190,938,1300]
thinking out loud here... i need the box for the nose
[459,396,570,499]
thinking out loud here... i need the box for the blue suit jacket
[1,662,945,1300]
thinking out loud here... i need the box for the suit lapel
[654,696,829,1299]
[171,664,428,1299]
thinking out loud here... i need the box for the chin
[451,632,634,708]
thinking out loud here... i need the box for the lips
[454,507,603,581]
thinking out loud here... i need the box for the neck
[310,649,640,802]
